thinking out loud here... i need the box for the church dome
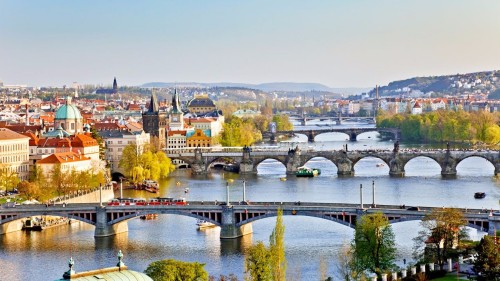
[55,97,82,120]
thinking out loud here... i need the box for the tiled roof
[37,151,90,164]
[0,128,30,140]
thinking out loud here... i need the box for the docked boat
[140,214,159,220]
[140,180,159,193]
[474,192,486,199]
[196,219,216,230]
[295,166,321,177]
[280,177,287,181]
[23,216,71,231]
[223,163,240,173]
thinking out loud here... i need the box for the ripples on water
[1,131,499,280]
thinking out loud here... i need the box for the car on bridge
[407,206,420,211]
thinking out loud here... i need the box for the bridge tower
[285,146,302,173]
[220,205,253,239]
[389,141,405,177]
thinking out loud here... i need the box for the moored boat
[474,192,486,199]
[196,219,216,230]
[140,214,159,220]
[295,166,321,177]
[23,216,71,231]
[223,163,240,173]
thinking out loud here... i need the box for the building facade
[0,128,29,181]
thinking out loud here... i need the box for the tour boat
[295,166,321,177]
[140,214,159,220]
[23,216,71,231]
[223,163,240,173]
[474,192,486,199]
[196,219,216,230]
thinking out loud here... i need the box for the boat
[196,219,216,230]
[280,177,287,181]
[140,214,159,220]
[144,186,159,194]
[223,163,240,173]
[295,166,321,177]
[140,180,159,193]
[23,216,71,231]
[376,163,385,167]
[474,192,486,199]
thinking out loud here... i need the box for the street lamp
[242,178,246,203]
[119,178,123,199]
[226,181,230,206]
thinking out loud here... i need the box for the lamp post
[226,181,230,206]
[242,178,246,202]
[119,178,123,199]
[372,180,376,208]
[360,184,363,209]
[99,183,103,207]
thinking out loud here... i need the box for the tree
[336,241,365,281]
[269,208,286,281]
[144,259,208,281]
[0,163,20,193]
[17,180,40,200]
[119,143,140,179]
[245,241,272,281]
[352,212,396,276]
[119,144,175,183]
[473,235,500,280]
[413,208,468,269]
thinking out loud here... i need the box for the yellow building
[0,128,30,181]
[186,129,211,147]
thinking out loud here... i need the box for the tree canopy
[351,212,396,276]
[217,117,262,147]
[473,235,500,280]
[144,259,208,281]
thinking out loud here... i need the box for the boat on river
[295,166,321,177]
[138,180,159,193]
[140,214,159,220]
[223,163,240,173]
[196,220,216,230]
[23,216,71,231]
[474,192,486,199]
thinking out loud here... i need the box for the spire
[148,90,159,113]
[113,77,118,92]
[171,88,181,114]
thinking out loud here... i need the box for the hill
[370,70,500,98]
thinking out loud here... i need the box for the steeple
[148,90,159,113]
[113,77,118,92]
[171,88,181,114]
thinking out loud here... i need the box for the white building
[98,130,150,174]
[36,151,92,177]
[0,128,30,181]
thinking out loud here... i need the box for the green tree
[144,259,208,281]
[413,208,468,269]
[272,115,293,131]
[245,241,272,281]
[218,117,262,147]
[119,144,175,184]
[0,164,20,194]
[473,236,500,280]
[352,212,396,277]
[269,208,286,281]
[119,143,140,179]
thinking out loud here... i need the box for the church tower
[142,90,166,149]
[112,77,118,94]
[168,89,184,130]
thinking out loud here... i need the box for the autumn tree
[0,163,20,194]
[17,180,41,200]
[473,235,500,280]
[144,259,208,281]
[269,208,286,281]
[352,212,396,277]
[218,117,262,147]
[413,208,468,269]
[245,241,272,281]
[272,115,293,131]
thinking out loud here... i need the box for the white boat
[196,220,216,230]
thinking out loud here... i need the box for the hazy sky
[1,0,499,88]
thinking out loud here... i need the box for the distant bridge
[289,115,376,126]
[165,147,500,177]
[262,127,400,142]
[1,202,497,239]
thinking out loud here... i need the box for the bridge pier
[441,157,457,178]
[307,131,315,142]
[94,207,128,237]
[336,156,354,176]
[349,132,357,141]
[389,157,405,177]
[488,212,500,236]
[191,148,207,175]
[0,220,23,235]
[240,147,255,174]
[220,206,253,239]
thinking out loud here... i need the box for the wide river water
[1,123,499,280]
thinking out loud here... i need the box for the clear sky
[1,0,499,88]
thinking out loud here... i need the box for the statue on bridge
[243,145,252,153]
[393,140,400,153]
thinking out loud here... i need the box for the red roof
[37,151,90,164]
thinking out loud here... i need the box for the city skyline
[1,0,500,88]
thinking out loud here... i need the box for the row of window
[0,142,28,153]
[1,155,28,163]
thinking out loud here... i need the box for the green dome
[55,97,82,120]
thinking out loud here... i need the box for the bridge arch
[352,155,390,168]
[404,155,442,176]
[301,156,338,171]
[313,132,351,141]
[352,156,389,176]
[455,155,495,176]
[0,212,96,226]
[206,157,236,171]
[253,158,287,174]
[108,210,221,227]
[235,211,356,229]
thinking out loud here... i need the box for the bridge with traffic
[1,202,498,239]
[165,146,500,177]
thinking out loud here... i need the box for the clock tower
[169,89,184,130]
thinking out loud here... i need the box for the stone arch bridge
[1,202,497,239]
[262,127,400,142]
[166,147,500,177]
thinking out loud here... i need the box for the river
[1,125,499,280]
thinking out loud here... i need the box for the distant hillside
[370,70,500,98]
[141,82,368,95]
